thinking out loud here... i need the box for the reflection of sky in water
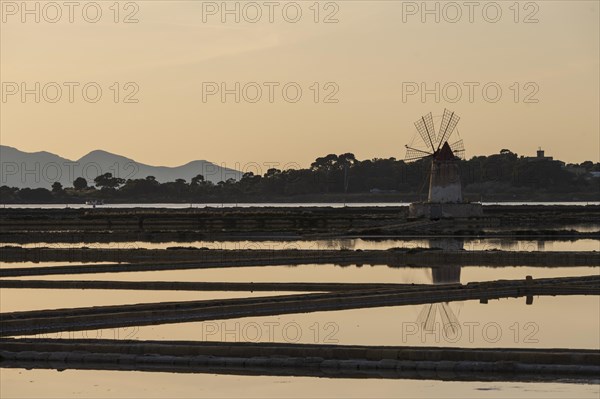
[43,296,599,350]
[0,290,303,313]
[2,368,599,399]
[9,237,600,252]
[1,203,414,209]
[4,262,598,349]
[0,261,120,268]
[2,202,599,209]
[2,237,597,398]
[4,264,597,284]
[484,224,600,234]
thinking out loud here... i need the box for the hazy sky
[1,1,598,168]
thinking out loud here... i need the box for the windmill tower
[405,109,464,202]
[404,109,482,219]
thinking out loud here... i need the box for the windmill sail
[404,109,464,164]
[414,113,436,152]
[436,109,460,150]
[404,146,433,162]
[449,139,465,159]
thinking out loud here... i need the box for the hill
[0,146,241,189]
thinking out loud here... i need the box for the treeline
[1,150,598,203]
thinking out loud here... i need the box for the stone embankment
[1,339,598,382]
[0,205,598,241]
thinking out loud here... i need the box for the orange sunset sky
[1,1,598,167]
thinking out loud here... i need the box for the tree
[241,172,255,181]
[18,188,53,202]
[73,177,88,190]
[0,185,19,202]
[191,174,205,186]
[51,182,63,193]
[580,161,593,171]
[264,168,281,178]
[119,177,159,198]
[337,153,357,169]
[94,173,125,190]
[310,154,338,172]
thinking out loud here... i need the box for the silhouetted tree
[311,154,339,172]
[1,151,598,203]
[0,186,19,202]
[73,177,88,190]
[191,174,205,186]
[18,188,53,202]
[51,182,63,193]
[94,173,125,190]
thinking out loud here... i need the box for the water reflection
[3,366,599,399]
[12,237,600,252]
[65,295,598,349]
[2,201,599,209]
[419,238,463,335]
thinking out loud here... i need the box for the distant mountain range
[0,145,242,189]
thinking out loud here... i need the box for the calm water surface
[1,229,598,398]
[10,238,600,252]
[61,296,598,349]
[2,201,599,209]
[4,264,595,284]
[2,369,598,399]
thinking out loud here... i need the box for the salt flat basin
[2,265,598,349]
[4,264,597,284]
[39,295,598,351]
[1,368,599,399]
[0,261,117,269]
[1,264,598,399]
[0,289,305,313]
[12,238,600,251]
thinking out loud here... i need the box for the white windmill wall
[428,160,462,203]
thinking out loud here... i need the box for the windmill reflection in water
[417,238,463,337]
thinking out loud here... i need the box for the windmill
[404,109,465,204]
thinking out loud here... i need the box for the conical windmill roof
[435,142,455,161]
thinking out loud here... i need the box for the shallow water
[6,264,596,285]
[2,201,599,209]
[4,264,598,348]
[0,289,302,313]
[12,238,600,252]
[2,369,598,399]
[1,235,598,397]
[2,202,413,209]
[0,261,121,268]
[52,295,599,350]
